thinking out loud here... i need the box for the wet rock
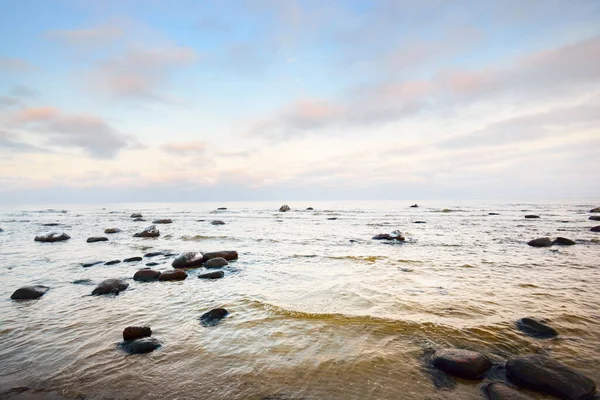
[34,232,70,243]
[591,226,600,232]
[133,225,159,238]
[525,215,540,219]
[211,220,225,225]
[42,223,61,226]
[430,348,492,379]
[172,252,203,268]
[279,205,290,212]
[11,285,49,300]
[82,260,104,267]
[146,262,159,267]
[91,279,129,295]
[121,337,161,354]
[72,279,94,285]
[373,230,405,241]
[483,382,534,400]
[133,269,161,282]
[202,250,238,262]
[506,354,596,400]
[516,317,558,339]
[200,308,229,327]
[104,228,121,234]
[306,207,314,210]
[590,207,600,213]
[554,237,576,246]
[144,251,165,257]
[488,212,500,215]
[130,213,143,218]
[105,260,121,266]
[217,207,227,210]
[413,221,426,224]
[204,257,228,268]
[411,204,419,208]
[123,326,151,341]
[124,256,143,263]
[589,216,600,221]
[198,270,225,279]
[527,237,552,247]
[327,217,338,220]
[87,236,108,243]
[152,219,172,224]
[0,227,3,232]
[133,218,145,222]
[158,269,187,281]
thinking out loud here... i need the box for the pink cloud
[161,141,207,155]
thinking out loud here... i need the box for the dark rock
[327,217,338,220]
[373,230,405,241]
[146,262,159,267]
[483,382,534,400]
[204,257,228,268]
[410,204,419,208]
[144,251,165,257]
[430,348,492,379]
[488,212,500,215]
[200,308,229,327]
[91,279,129,295]
[104,228,121,234]
[152,219,172,224]
[34,232,70,243]
[413,221,426,224]
[72,279,93,285]
[87,236,108,243]
[506,354,596,400]
[172,252,203,268]
[198,270,225,279]
[42,223,61,226]
[0,227,3,232]
[123,326,151,341]
[211,220,225,225]
[590,207,600,213]
[130,213,143,218]
[133,269,161,282]
[554,237,576,246]
[121,337,161,354]
[217,207,227,210]
[10,285,49,300]
[105,260,121,265]
[589,216,600,221]
[82,260,104,267]
[202,250,238,262]
[133,218,145,222]
[133,225,159,238]
[527,237,552,247]
[306,207,314,210]
[516,317,558,339]
[591,226,600,232]
[158,269,187,281]
[279,205,290,212]
[124,256,143,263]
[525,215,540,219]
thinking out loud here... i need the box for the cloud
[0,57,32,72]
[46,18,125,48]
[161,141,207,155]
[0,130,48,153]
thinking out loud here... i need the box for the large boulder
[279,205,290,212]
[123,326,152,341]
[91,279,129,295]
[373,230,405,241]
[152,219,172,224]
[87,237,108,243]
[506,354,596,400]
[590,207,600,213]
[554,237,576,246]
[34,232,70,243]
[202,250,238,262]
[198,271,225,279]
[104,228,121,234]
[121,337,161,354]
[158,269,187,281]
[130,213,143,218]
[430,348,491,379]
[11,285,49,300]
[591,226,600,232]
[483,383,534,400]
[516,317,558,339]
[200,308,229,327]
[133,269,161,282]
[525,215,540,219]
[172,252,203,268]
[133,225,159,238]
[527,237,552,247]
[204,257,228,268]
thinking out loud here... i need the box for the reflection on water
[0,200,598,399]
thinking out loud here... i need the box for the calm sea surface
[0,200,599,399]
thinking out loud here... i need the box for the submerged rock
[152,219,172,224]
[91,279,129,295]
[130,213,143,218]
[124,256,143,263]
[133,225,159,238]
[589,216,600,221]
[133,218,145,222]
[158,269,187,281]
[527,237,552,247]
[591,226,600,232]
[430,348,491,379]
[121,337,161,354]
[198,270,225,279]
[11,285,49,300]
[590,207,600,213]
[133,269,161,282]
[104,228,121,234]
[413,221,426,224]
[506,354,596,400]
[211,220,225,225]
[202,250,238,262]
[525,215,540,219]
[146,262,159,267]
[87,236,108,243]
[82,260,104,267]
[144,251,166,258]
[554,237,576,246]
[200,308,229,327]
[172,252,203,268]
[488,212,500,215]
[204,257,228,268]
[516,317,558,339]
[123,326,151,341]
[483,383,534,400]
[34,232,70,243]
[105,260,121,266]
[279,205,290,212]
[373,230,405,241]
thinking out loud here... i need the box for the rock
[279,205,290,212]
[130,213,143,218]
[0,227,3,232]
[121,337,161,354]
[589,216,600,221]
[483,382,534,400]
[306,207,314,210]
[105,260,121,265]
[104,228,121,234]
[133,218,145,222]
[590,207,600,213]
[554,237,576,246]
[202,250,238,262]
[327,217,338,220]
[152,219,172,224]
[72,279,93,285]
[527,237,552,247]
[506,354,596,400]
[34,232,70,243]
[591,226,600,232]
[198,270,225,279]
[91,279,129,295]
[488,212,500,215]
[82,260,104,267]
[144,251,165,257]
[410,204,419,208]
[200,308,229,327]
[133,269,161,282]
[172,252,203,268]
[86,236,108,243]
[133,225,159,238]
[204,257,228,268]
[124,256,143,263]
[516,317,558,339]
[430,348,491,379]
[10,285,49,300]
[146,262,159,267]
[373,230,405,241]
[217,207,227,210]
[42,223,61,226]
[525,215,540,219]
[123,326,151,341]
[158,269,187,281]
[211,220,225,225]
[413,221,426,224]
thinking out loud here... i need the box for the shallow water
[0,200,598,399]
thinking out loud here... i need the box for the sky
[0,0,599,204]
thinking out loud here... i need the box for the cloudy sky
[1,0,599,203]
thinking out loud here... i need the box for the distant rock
[172,252,203,268]
[506,354,596,400]
[158,269,187,281]
[82,260,104,267]
[105,260,121,265]
[590,207,600,213]
[591,226,600,232]
[200,308,229,327]
[488,212,500,215]
[279,205,290,212]
[413,221,426,224]
[410,204,419,208]
[133,269,161,282]
[431,348,491,379]
[121,337,161,354]
[133,218,145,222]
[198,270,225,279]
[34,232,70,243]
[217,207,227,210]
[527,237,552,247]
[133,225,159,238]
[202,250,238,262]
[211,220,225,225]
[87,236,108,243]
[123,326,151,341]
[525,215,540,219]
[144,251,166,258]
[204,257,228,269]
[10,285,49,300]
[146,262,159,267]
[152,219,172,224]
[124,256,143,263]
[42,223,61,226]
[483,383,534,400]
[130,213,143,218]
[327,217,338,220]
[91,279,129,295]
[104,228,121,234]
[589,216,600,221]
[373,230,405,241]
[554,237,576,246]
[72,279,94,285]
[306,207,314,210]
[516,317,558,339]
[0,227,3,232]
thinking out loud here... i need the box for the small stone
[133,269,161,282]
[527,237,552,247]
[204,257,228,268]
[217,207,227,210]
[133,225,159,238]
[516,317,558,339]
[172,252,203,268]
[34,232,71,243]
[306,207,314,210]
[202,251,238,262]
[525,215,540,219]
[327,217,338,220]
[152,219,172,224]
[104,228,121,234]
[279,205,290,212]
[82,260,104,267]
[130,213,143,218]
[158,269,187,281]
[87,236,108,243]
[554,237,576,246]
[123,326,152,341]
[413,221,426,224]
[121,337,161,354]
[200,308,229,327]
[105,260,121,265]
[483,383,534,400]
[144,251,165,258]
[488,212,500,215]
[91,279,129,295]
[133,218,145,222]
[146,262,159,267]
[124,256,143,263]
[11,285,49,300]
[211,220,225,225]
[198,271,225,279]
[431,348,492,379]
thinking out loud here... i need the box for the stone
[198,271,225,279]
[152,219,172,224]
[86,236,108,243]
[591,226,600,232]
[82,260,104,267]
[217,207,227,210]
[483,383,534,400]
[91,279,129,295]
[121,337,161,354]
[430,348,492,379]
[133,269,161,282]
[590,207,600,213]
[0,227,3,232]
[133,218,145,222]
[554,237,576,246]
[525,215,540,219]
[11,285,49,300]
[202,250,238,262]
[123,326,152,341]
[146,262,159,267]
[34,232,70,243]
[373,230,405,241]
[130,213,143,218]
[204,257,228,268]
[105,260,121,265]
[158,269,187,281]
[200,308,229,327]
[506,354,596,400]
[172,252,203,268]
[133,225,159,238]
[327,217,338,220]
[124,256,143,263]
[144,251,165,257]
[279,205,290,212]
[211,220,225,225]
[589,216,600,221]
[516,317,558,339]
[414,221,426,224]
[306,207,314,210]
[488,213,500,215]
[42,223,61,226]
[104,228,121,234]
[410,204,419,208]
[527,237,552,247]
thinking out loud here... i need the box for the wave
[180,234,237,241]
